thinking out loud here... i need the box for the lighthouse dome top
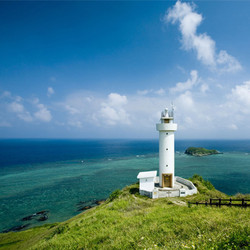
[160,106,175,123]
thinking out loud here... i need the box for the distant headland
[185,147,221,156]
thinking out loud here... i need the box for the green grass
[0,175,249,249]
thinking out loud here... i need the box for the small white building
[137,106,197,198]
[137,171,157,197]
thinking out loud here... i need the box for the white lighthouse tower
[156,106,177,188]
[137,105,197,198]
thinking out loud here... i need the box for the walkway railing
[189,198,250,208]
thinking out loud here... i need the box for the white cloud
[170,70,199,93]
[6,94,52,123]
[217,50,242,73]
[175,91,194,110]
[107,93,127,107]
[165,1,241,72]
[100,93,130,126]
[229,81,250,112]
[8,101,33,122]
[18,112,33,122]
[9,102,24,113]
[34,103,52,122]
[155,88,166,96]
[200,83,209,93]
[47,87,55,97]
[65,105,80,115]
[1,91,11,98]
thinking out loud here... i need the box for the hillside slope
[0,175,249,249]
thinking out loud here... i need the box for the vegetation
[185,147,220,156]
[0,175,249,249]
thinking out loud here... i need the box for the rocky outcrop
[185,147,220,156]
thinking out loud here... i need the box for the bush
[108,189,122,201]
[191,174,215,190]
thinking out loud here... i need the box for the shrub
[108,189,122,201]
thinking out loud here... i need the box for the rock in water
[36,210,49,215]
[2,224,30,233]
[37,215,48,221]
[21,215,35,221]
[77,205,92,211]
[20,210,49,222]
[94,200,105,205]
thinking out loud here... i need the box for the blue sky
[1,0,250,139]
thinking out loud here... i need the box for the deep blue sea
[0,139,250,232]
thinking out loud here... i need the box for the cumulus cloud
[107,93,127,107]
[155,88,166,96]
[58,92,131,128]
[170,70,199,93]
[229,81,250,113]
[175,91,195,116]
[1,91,11,99]
[34,103,52,122]
[165,1,241,72]
[18,112,33,122]
[9,102,24,113]
[61,93,97,120]
[3,92,52,123]
[100,93,130,126]
[47,87,55,97]
[8,101,33,122]
[65,105,80,115]
[200,83,209,93]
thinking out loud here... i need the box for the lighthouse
[156,107,177,188]
[137,106,197,198]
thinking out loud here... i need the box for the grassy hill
[0,175,249,249]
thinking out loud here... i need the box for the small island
[185,147,220,156]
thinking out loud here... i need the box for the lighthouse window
[166,165,168,167]
[166,133,168,135]
[166,148,168,150]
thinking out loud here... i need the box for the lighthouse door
[162,174,173,188]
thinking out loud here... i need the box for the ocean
[0,139,250,232]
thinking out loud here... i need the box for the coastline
[0,139,250,233]
[0,176,249,249]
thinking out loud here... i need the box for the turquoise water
[0,139,249,232]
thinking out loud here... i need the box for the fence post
[210,199,212,206]
[242,198,244,207]
[219,198,221,208]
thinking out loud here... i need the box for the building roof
[137,171,157,179]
